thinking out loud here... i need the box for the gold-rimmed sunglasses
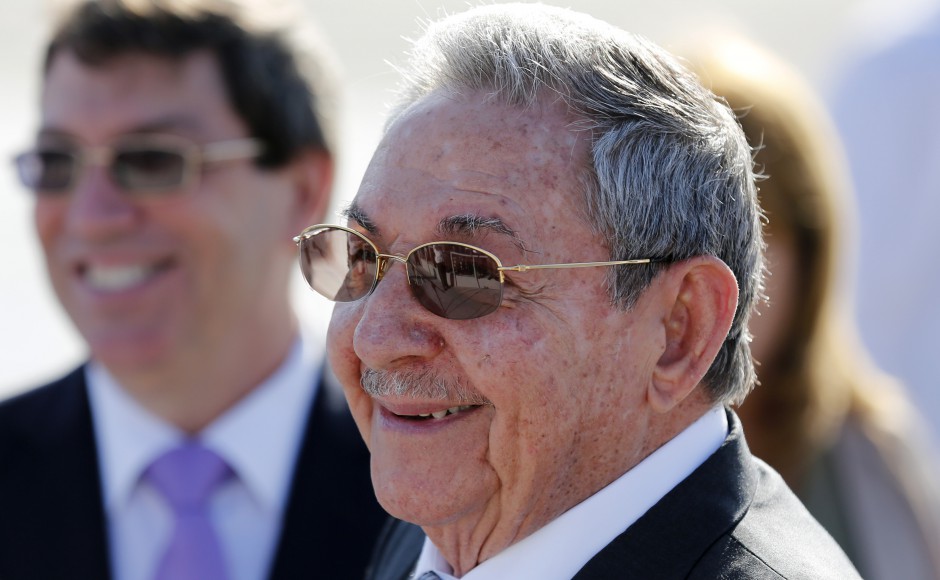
[294,224,658,320]
[12,134,263,195]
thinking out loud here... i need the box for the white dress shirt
[413,406,729,579]
[86,332,323,580]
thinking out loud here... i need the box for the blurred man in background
[0,1,386,579]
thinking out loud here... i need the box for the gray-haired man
[295,3,861,579]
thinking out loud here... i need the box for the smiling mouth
[80,260,174,292]
[395,405,481,421]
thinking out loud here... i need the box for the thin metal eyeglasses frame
[13,135,263,193]
[293,223,655,288]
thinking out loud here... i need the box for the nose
[64,163,139,240]
[348,259,446,370]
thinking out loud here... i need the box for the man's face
[35,50,303,380]
[328,92,665,546]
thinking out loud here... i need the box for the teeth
[411,405,476,420]
[85,265,153,291]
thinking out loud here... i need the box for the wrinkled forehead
[352,91,592,242]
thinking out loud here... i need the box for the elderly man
[294,4,861,579]
[0,1,386,579]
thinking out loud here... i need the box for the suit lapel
[365,519,426,580]
[573,412,755,579]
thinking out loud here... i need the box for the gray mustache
[360,368,492,406]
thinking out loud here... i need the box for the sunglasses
[12,134,262,195]
[294,224,657,320]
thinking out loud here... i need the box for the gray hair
[387,4,764,404]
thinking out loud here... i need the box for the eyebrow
[438,214,527,252]
[341,203,378,234]
[342,203,527,252]
[38,115,205,141]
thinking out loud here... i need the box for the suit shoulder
[696,460,862,580]
[0,366,111,580]
[0,367,86,446]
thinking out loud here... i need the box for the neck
[425,396,715,575]
[107,317,298,434]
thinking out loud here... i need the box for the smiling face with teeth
[33,50,328,425]
[327,92,702,572]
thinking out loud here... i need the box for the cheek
[327,305,374,438]
[196,168,295,246]
[472,301,640,442]
[173,189,285,292]
[326,303,358,370]
[470,317,579,447]
[33,202,69,296]
[33,201,63,252]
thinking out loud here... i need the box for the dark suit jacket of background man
[0,365,389,580]
[365,412,862,580]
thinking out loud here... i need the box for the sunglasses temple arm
[201,139,264,163]
[499,259,652,273]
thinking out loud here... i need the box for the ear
[648,256,739,413]
[283,149,334,238]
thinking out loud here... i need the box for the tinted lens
[15,150,76,192]
[113,147,187,191]
[407,244,503,320]
[300,227,378,302]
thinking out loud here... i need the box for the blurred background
[1,0,935,399]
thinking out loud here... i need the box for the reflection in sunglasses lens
[301,228,378,303]
[408,244,502,320]
[115,149,186,190]
[341,234,379,301]
[299,228,506,320]
[37,150,75,190]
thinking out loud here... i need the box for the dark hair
[45,0,338,167]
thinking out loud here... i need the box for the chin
[88,333,174,375]
[376,485,465,528]
[372,449,497,530]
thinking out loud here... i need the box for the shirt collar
[88,331,322,515]
[414,406,729,579]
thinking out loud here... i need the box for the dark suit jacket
[0,365,389,580]
[366,411,861,579]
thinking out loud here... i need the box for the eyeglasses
[12,135,263,195]
[293,224,657,320]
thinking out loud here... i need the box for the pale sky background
[1,0,936,395]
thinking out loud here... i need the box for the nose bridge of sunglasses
[374,253,408,281]
[71,147,124,192]
[65,148,121,193]
[82,145,116,168]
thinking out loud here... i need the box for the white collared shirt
[86,332,323,580]
[413,406,729,579]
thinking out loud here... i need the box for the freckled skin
[327,91,677,574]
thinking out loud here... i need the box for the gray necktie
[416,572,442,580]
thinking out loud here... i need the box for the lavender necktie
[146,442,233,580]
